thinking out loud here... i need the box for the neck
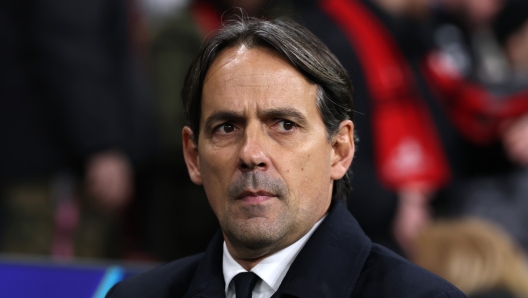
[222,205,330,270]
[233,256,265,271]
[222,220,319,271]
[224,240,273,271]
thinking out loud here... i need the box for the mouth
[236,190,276,204]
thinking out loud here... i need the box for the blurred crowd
[1,0,528,296]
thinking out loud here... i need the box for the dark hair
[182,17,354,203]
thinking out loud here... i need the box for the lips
[236,190,276,203]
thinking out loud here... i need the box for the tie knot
[233,272,259,298]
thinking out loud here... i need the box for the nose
[237,125,270,173]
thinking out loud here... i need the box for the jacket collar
[182,230,226,298]
[182,201,372,298]
[272,201,372,297]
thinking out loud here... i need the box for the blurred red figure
[294,0,528,255]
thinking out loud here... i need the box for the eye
[276,120,296,132]
[215,123,237,135]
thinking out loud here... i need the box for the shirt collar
[222,215,326,295]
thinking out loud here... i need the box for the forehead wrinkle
[224,71,296,81]
[205,76,318,118]
[201,46,320,127]
[218,76,311,104]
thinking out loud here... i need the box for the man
[107,18,466,298]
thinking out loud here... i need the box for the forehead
[201,45,319,118]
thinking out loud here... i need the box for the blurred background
[1,0,528,297]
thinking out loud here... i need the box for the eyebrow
[258,107,308,126]
[203,107,309,132]
[203,110,245,133]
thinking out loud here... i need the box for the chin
[224,217,291,250]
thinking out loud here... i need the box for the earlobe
[182,126,203,185]
[330,120,355,180]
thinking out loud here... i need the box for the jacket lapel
[272,201,372,298]
[181,231,226,298]
[180,201,372,298]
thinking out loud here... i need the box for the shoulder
[353,244,467,298]
[105,253,204,298]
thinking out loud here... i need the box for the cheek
[277,141,332,202]
[198,147,238,208]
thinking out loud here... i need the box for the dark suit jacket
[107,201,467,297]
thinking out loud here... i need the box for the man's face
[183,45,353,260]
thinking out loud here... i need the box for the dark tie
[233,272,259,298]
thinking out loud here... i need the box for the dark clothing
[0,0,155,257]
[429,8,520,179]
[107,201,467,298]
[0,0,155,181]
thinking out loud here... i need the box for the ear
[182,126,203,185]
[330,120,355,180]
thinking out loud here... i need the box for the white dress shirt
[223,215,326,298]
